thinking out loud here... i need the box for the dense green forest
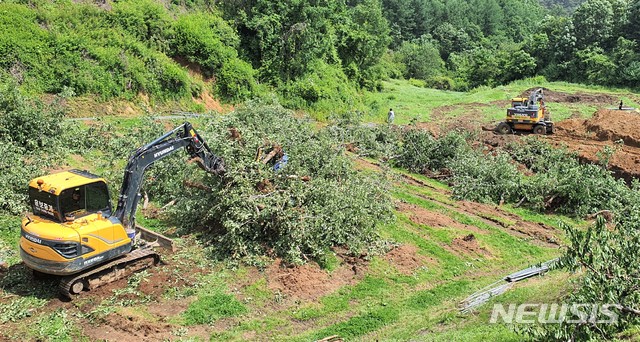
[0,0,637,109]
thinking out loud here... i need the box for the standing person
[387,108,395,124]
[619,100,623,110]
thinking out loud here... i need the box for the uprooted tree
[148,100,394,264]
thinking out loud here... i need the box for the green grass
[0,215,20,265]
[311,305,400,340]
[28,309,84,342]
[183,292,247,325]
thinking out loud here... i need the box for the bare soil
[550,109,640,182]
[265,257,363,301]
[383,244,437,275]
[451,234,492,257]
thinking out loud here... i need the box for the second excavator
[495,88,554,135]
[19,122,224,297]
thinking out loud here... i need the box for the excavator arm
[113,122,224,231]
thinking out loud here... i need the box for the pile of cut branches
[151,101,394,264]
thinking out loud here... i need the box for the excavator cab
[21,170,132,276]
[29,176,112,223]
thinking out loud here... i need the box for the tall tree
[624,0,640,45]
[572,0,614,49]
[338,0,391,87]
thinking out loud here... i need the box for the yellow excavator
[20,122,224,297]
[495,88,554,135]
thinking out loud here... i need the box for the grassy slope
[2,79,631,340]
[363,78,639,124]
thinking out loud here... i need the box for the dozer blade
[136,225,176,253]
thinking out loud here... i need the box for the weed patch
[183,292,247,325]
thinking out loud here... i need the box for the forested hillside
[0,0,637,112]
[539,0,585,12]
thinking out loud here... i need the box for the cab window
[86,182,111,214]
[60,182,111,221]
[29,187,60,221]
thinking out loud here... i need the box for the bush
[394,129,469,174]
[425,75,455,90]
[325,118,400,159]
[280,60,360,114]
[215,58,256,103]
[449,149,522,204]
[171,13,240,78]
[0,82,68,214]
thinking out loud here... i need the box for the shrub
[215,58,256,103]
[449,149,522,204]
[280,60,360,114]
[0,82,68,214]
[425,75,455,90]
[171,13,240,78]
[394,129,469,174]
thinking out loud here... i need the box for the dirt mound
[265,258,363,301]
[522,88,618,106]
[583,109,640,147]
[82,313,175,342]
[451,234,492,257]
[383,244,437,275]
[552,109,640,182]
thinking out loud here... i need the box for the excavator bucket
[136,225,176,253]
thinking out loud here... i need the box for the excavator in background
[19,122,224,297]
[495,88,554,135]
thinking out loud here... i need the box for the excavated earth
[467,89,640,183]
[480,109,640,183]
[550,109,640,182]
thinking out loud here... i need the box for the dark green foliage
[171,13,239,77]
[572,0,614,50]
[449,45,536,89]
[110,0,173,51]
[0,81,67,214]
[538,0,585,13]
[0,1,254,102]
[213,55,256,103]
[338,0,392,89]
[221,0,390,91]
[395,36,445,81]
[280,60,358,113]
